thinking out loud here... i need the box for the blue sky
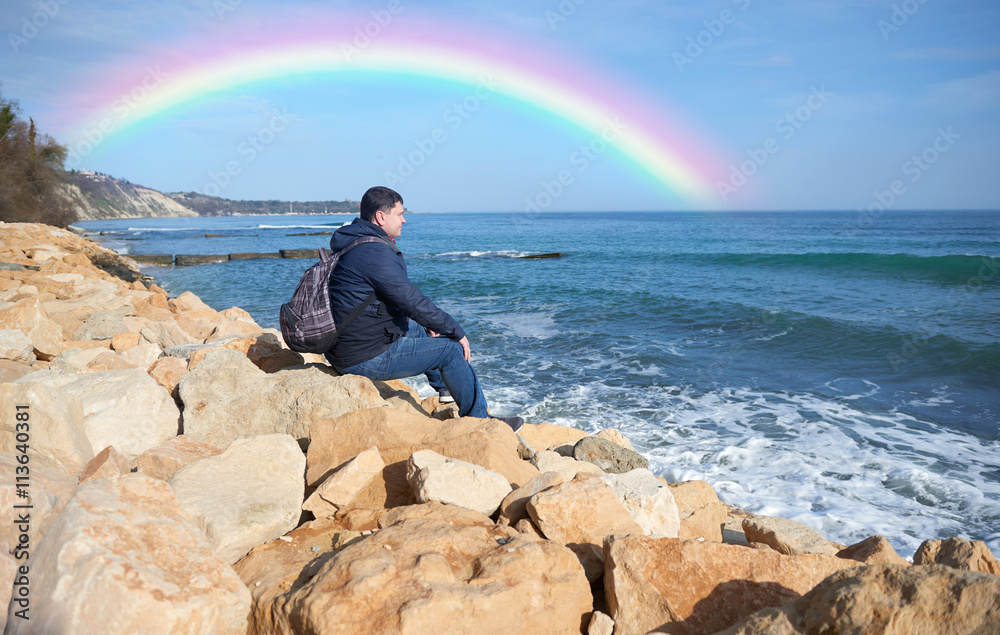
[2,0,998,212]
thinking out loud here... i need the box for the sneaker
[492,416,524,433]
[437,390,455,404]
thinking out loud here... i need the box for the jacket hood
[331,218,400,253]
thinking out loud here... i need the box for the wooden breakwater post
[519,252,565,259]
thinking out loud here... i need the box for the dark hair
[360,186,403,222]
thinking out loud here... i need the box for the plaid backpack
[279,236,387,354]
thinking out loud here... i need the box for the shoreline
[1,222,997,633]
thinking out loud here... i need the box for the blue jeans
[333,321,489,418]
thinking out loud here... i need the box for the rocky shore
[1,222,998,634]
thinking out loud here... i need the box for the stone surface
[499,471,564,526]
[518,422,589,453]
[72,309,128,341]
[667,480,727,542]
[837,535,910,566]
[0,381,94,472]
[179,350,387,448]
[531,449,605,480]
[573,436,649,474]
[407,449,512,516]
[266,516,592,635]
[0,329,36,364]
[913,537,1000,575]
[0,359,34,383]
[527,474,644,581]
[604,535,857,635]
[593,427,635,451]
[599,469,680,537]
[147,355,188,400]
[136,435,222,481]
[742,514,841,557]
[141,319,198,348]
[718,564,1000,635]
[303,446,385,518]
[6,475,250,635]
[187,333,303,373]
[307,408,538,509]
[78,445,131,482]
[118,341,162,369]
[169,434,306,564]
[0,297,63,359]
[110,330,142,351]
[588,611,615,635]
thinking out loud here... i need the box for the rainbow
[63,17,721,206]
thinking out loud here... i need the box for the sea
[76,210,1000,559]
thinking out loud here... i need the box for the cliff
[59,172,199,220]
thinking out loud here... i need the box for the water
[77,210,1000,558]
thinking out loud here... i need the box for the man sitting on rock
[324,186,523,432]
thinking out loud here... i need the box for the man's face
[377,201,406,239]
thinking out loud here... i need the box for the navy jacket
[325,218,466,368]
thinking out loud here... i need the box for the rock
[0,329,36,364]
[306,408,537,510]
[186,333,303,373]
[0,297,63,359]
[742,514,842,556]
[303,446,385,518]
[599,469,680,537]
[588,611,614,635]
[531,449,605,481]
[110,330,142,351]
[136,435,222,481]
[604,536,857,635]
[169,434,306,564]
[0,382,93,472]
[169,290,215,313]
[718,564,1000,635]
[518,422,589,453]
[147,355,188,400]
[837,535,910,566]
[17,369,180,460]
[914,537,1000,575]
[0,359,34,383]
[594,428,635,451]
[179,350,387,448]
[78,445,131,482]
[141,320,198,348]
[573,436,648,474]
[72,309,128,341]
[7,475,250,634]
[378,501,495,529]
[117,341,161,369]
[515,517,545,538]
[527,474,644,581]
[406,449,512,516]
[723,505,753,546]
[174,309,222,341]
[84,349,135,371]
[267,517,592,634]
[499,471,564,526]
[667,480,728,542]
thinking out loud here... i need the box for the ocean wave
[432,250,536,259]
[256,223,345,229]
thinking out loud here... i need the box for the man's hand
[458,336,471,362]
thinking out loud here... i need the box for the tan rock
[0,297,63,360]
[6,475,250,635]
[187,333,303,373]
[72,309,128,341]
[0,382,93,472]
[837,535,910,566]
[531,449,605,480]
[110,330,142,351]
[136,435,222,481]
[407,449,512,516]
[914,537,1000,575]
[306,408,538,509]
[78,445,131,482]
[0,359,34,383]
[179,350,386,448]
[518,422,589,452]
[499,471,564,526]
[722,505,753,545]
[594,427,635,451]
[268,517,592,634]
[604,536,857,635]
[141,320,198,348]
[84,350,135,371]
[303,446,385,518]
[117,341,161,369]
[666,480,728,542]
[174,308,223,341]
[378,501,495,529]
[527,474,644,581]
[588,611,615,635]
[207,317,265,341]
[169,290,215,313]
[0,329,36,364]
[719,564,1000,635]
[515,517,545,538]
[169,434,306,564]
[743,514,842,556]
[599,469,680,537]
[147,355,188,399]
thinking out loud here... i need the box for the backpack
[279,236,387,354]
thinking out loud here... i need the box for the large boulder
[266,515,592,634]
[0,382,94,473]
[302,446,385,518]
[178,350,386,448]
[169,434,306,564]
[306,408,538,509]
[530,449,605,480]
[406,449,512,516]
[574,436,648,474]
[837,535,910,566]
[518,423,589,453]
[742,514,842,556]
[499,471,565,527]
[913,537,1000,575]
[0,329,36,364]
[16,369,180,460]
[667,480,728,542]
[604,535,858,635]
[135,435,222,481]
[5,475,250,634]
[598,469,680,537]
[719,564,1000,635]
[0,297,63,360]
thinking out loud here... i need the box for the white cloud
[923,71,1000,113]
